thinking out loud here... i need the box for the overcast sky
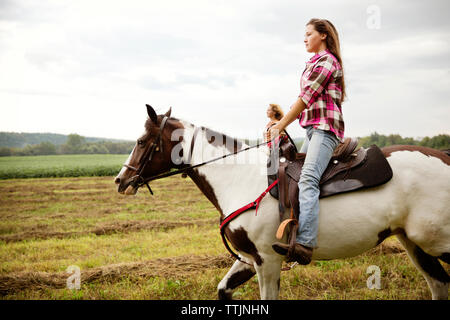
[0,0,449,141]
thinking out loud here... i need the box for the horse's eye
[137,139,144,146]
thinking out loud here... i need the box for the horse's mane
[145,116,248,153]
[200,126,244,153]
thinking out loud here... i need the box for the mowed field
[0,157,448,299]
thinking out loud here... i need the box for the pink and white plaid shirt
[298,49,345,142]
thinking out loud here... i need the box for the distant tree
[419,136,430,147]
[0,147,12,156]
[67,134,86,148]
[101,141,135,154]
[80,143,109,154]
[11,142,57,156]
[34,142,57,155]
[419,134,450,150]
[359,132,418,148]
[61,134,86,154]
[402,137,416,145]
[386,134,403,146]
[17,145,34,156]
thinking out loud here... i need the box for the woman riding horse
[267,18,346,265]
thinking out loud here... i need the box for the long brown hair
[307,18,346,103]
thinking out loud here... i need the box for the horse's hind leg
[396,234,449,300]
[217,259,256,300]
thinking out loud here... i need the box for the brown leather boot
[272,242,313,265]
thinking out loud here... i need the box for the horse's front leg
[218,258,256,300]
[254,255,283,300]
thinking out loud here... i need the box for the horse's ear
[146,104,158,124]
[164,107,172,118]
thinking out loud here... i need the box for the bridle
[123,115,170,195]
[121,116,294,196]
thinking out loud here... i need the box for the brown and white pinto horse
[115,105,450,300]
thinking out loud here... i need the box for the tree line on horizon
[0,132,449,157]
[357,132,450,150]
[0,134,135,157]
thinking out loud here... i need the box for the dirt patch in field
[368,240,405,255]
[0,254,234,295]
[0,230,80,242]
[0,219,217,242]
[90,219,216,235]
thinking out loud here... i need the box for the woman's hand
[265,98,307,142]
[265,122,284,142]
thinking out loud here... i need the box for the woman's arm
[266,97,307,141]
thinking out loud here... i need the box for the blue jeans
[296,126,339,248]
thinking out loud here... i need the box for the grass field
[1,175,448,300]
[0,154,128,179]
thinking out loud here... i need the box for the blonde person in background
[264,104,286,148]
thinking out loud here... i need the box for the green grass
[0,154,128,179]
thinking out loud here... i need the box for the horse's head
[114,104,184,195]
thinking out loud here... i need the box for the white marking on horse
[116,145,136,178]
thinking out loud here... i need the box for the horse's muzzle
[115,175,139,195]
[123,185,138,195]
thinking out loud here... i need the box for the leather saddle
[267,137,393,221]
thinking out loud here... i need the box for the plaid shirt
[298,49,345,142]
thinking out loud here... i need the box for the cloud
[0,0,449,141]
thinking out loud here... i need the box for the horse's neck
[182,122,269,217]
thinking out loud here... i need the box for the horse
[114,105,450,300]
